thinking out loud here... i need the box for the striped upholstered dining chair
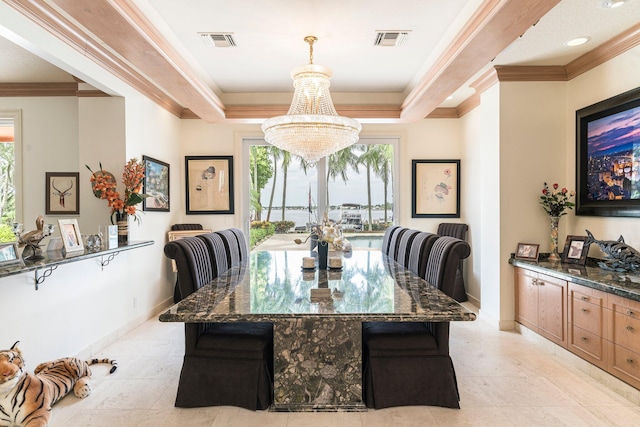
[164,235,273,410]
[362,236,471,409]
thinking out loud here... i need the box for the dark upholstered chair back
[406,232,439,278]
[394,229,420,265]
[387,227,408,261]
[216,228,248,265]
[437,223,469,302]
[197,232,230,277]
[424,236,471,299]
[171,223,204,231]
[228,228,249,261]
[164,237,213,302]
[381,225,402,256]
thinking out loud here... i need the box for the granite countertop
[0,240,154,280]
[509,256,640,302]
[160,250,476,323]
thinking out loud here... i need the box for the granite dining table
[159,249,476,412]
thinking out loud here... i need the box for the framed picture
[185,156,234,214]
[57,219,84,254]
[515,243,540,261]
[576,86,640,217]
[411,159,460,218]
[142,155,170,212]
[561,235,591,265]
[45,172,80,215]
[167,229,212,271]
[0,242,23,267]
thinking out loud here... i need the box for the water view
[262,208,391,228]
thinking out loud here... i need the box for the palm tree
[326,146,360,207]
[280,151,292,221]
[265,146,281,222]
[374,145,394,224]
[357,144,382,231]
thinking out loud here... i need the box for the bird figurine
[18,215,45,247]
[16,215,52,260]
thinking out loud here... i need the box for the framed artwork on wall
[185,155,234,214]
[142,155,170,212]
[576,86,640,217]
[561,235,591,265]
[411,159,460,218]
[45,172,80,215]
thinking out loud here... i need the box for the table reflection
[250,251,394,315]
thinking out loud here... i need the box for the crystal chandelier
[261,36,361,163]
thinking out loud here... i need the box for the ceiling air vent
[374,31,411,47]
[199,33,236,48]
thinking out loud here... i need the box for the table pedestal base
[271,319,365,412]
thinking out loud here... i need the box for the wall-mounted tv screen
[576,86,640,217]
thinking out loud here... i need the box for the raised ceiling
[1,0,639,123]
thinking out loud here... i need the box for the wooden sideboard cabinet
[514,267,567,348]
[568,283,609,369]
[608,295,640,389]
[512,258,640,391]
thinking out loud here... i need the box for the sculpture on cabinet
[585,230,640,272]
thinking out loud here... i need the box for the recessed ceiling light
[565,36,590,47]
[446,95,454,101]
[602,0,629,8]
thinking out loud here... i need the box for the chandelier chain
[304,35,317,64]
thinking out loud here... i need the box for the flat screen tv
[576,86,640,217]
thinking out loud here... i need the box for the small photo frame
[515,243,540,261]
[46,172,80,215]
[142,155,170,212]
[185,156,234,214]
[0,242,23,267]
[167,229,212,271]
[561,235,591,265]
[58,219,84,254]
[412,159,460,218]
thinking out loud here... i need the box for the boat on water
[339,203,363,231]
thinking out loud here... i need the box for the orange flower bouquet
[86,158,148,224]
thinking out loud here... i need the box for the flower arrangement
[86,158,148,223]
[540,182,575,217]
[294,217,351,251]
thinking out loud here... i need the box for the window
[0,111,21,243]
[245,137,398,248]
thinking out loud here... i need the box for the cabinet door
[537,273,567,347]
[515,268,538,330]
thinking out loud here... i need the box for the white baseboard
[75,297,174,360]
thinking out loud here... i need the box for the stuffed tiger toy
[0,341,117,427]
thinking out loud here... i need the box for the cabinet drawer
[568,283,606,306]
[570,298,605,336]
[611,310,640,354]
[608,343,640,389]
[569,324,606,368]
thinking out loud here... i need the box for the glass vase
[317,241,328,269]
[115,212,129,245]
[548,216,560,261]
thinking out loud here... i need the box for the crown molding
[0,82,77,96]
[566,22,640,80]
[401,0,561,121]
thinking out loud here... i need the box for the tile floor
[48,305,640,427]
